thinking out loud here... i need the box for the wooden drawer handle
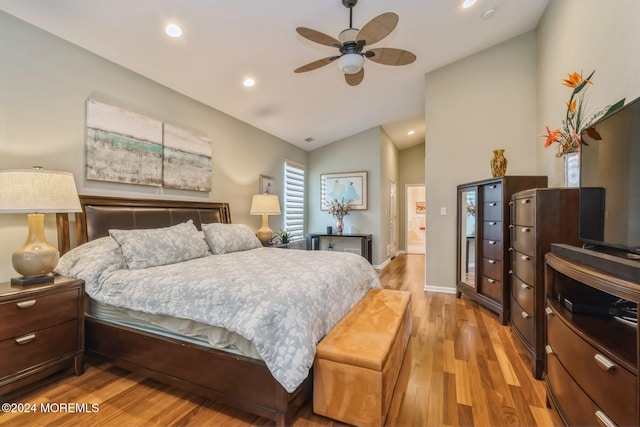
[15,333,36,345]
[520,227,531,233]
[520,283,531,290]
[489,221,497,226]
[488,240,497,245]
[521,311,530,319]
[520,255,531,261]
[488,259,496,264]
[16,300,37,309]
[545,307,554,316]
[594,353,616,371]
[545,345,554,355]
[595,410,616,427]
[521,199,531,205]
[487,278,495,284]
[489,202,497,206]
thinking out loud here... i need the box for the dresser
[456,176,547,325]
[509,188,579,379]
[0,277,84,399]
[545,245,640,427]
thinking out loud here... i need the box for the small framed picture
[259,175,275,194]
[320,171,368,210]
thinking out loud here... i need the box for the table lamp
[250,194,281,244]
[0,167,82,285]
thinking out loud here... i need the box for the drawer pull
[545,345,554,355]
[545,307,554,316]
[595,410,616,427]
[16,300,37,309]
[521,199,531,205]
[489,221,497,226]
[15,333,36,345]
[488,240,497,245]
[488,259,496,264]
[521,311,530,319]
[594,353,616,371]
[509,224,514,229]
[489,202,497,207]
[520,283,531,290]
[520,227,531,233]
[508,201,514,206]
[487,278,495,284]
[520,255,531,261]
[489,184,497,189]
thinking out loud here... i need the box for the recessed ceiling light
[243,78,256,87]
[407,130,415,135]
[462,0,477,8]
[482,8,497,19]
[165,24,182,38]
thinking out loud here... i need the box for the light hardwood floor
[1,254,560,426]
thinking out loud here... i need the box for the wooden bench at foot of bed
[313,288,412,427]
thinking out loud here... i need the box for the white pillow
[202,223,262,255]
[109,220,210,269]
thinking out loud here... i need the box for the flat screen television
[580,96,640,258]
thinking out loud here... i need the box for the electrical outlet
[440,207,447,216]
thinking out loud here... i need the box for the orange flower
[567,99,577,113]
[562,72,582,88]
[540,125,561,148]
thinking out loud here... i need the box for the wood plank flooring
[1,254,560,426]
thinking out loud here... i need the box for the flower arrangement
[327,198,352,219]
[541,70,624,157]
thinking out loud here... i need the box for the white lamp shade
[0,168,82,213]
[338,53,365,75]
[250,194,281,215]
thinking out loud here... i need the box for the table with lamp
[0,167,86,399]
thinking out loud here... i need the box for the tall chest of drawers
[456,176,547,325]
[0,277,84,399]
[509,188,579,379]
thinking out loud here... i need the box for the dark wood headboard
[56,196,231,255]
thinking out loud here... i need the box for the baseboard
[374,258,391,270]
[424,285,457,294]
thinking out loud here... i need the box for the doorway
[406,184,426,254]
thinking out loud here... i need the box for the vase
[491,149,508,177]
[336,217,344,235]
[564,152,580,187]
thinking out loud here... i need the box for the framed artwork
[163,123,212,192]
[321,171,368,210]
[260,175,275,194]
[416,201,425,214]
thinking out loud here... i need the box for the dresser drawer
[482,257,502,281]
[0,319,79,379]
[483,239,502,260]
[511,297,533,346]
[547,308,637,425]
[483,201,502,221]
[547,353,612,427]
[511,275,533,314]
[511,249,534,285]
[510,224,535,256]
[481,276,502,302]
[483,220,502,241]
[0,288,80,341]
[512,196,534,226]
[482,182,502,202]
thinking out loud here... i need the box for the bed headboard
[56,195,231,255]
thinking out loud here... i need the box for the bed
[55,195,380,426]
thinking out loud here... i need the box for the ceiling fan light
[339,53,364,74]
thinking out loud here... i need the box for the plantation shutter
[284,159,305,242]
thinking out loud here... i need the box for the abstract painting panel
[163,124,212,192]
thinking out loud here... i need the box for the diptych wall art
[85,99,212,192]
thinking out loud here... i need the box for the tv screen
[580,96,640,256]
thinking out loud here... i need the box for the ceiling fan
[294,0,416,86]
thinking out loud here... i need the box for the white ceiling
[0,0,548,151]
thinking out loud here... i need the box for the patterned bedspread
[56,241,380,393]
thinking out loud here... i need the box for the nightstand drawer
[0,288,80,341]
[0,319,79,378]
[547,308,636,425]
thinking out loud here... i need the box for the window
[284,160,305,242]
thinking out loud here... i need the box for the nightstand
[0,276,84,400]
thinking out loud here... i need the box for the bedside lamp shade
[0,168,82,285]
[250,194,281,244]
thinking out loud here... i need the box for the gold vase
[491,149,507,177]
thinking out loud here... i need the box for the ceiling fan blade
[356,12,399,46]
[296,27,341,47]
[366,48,416,66]
[345,68,364,86]
[294,56,338,73]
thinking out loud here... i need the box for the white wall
[425,32,538,292]
[0,12,307,281]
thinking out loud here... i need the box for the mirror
[459,189,477,288]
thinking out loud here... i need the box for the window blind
[284,160,305,242]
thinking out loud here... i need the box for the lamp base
[11,274,55,286]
